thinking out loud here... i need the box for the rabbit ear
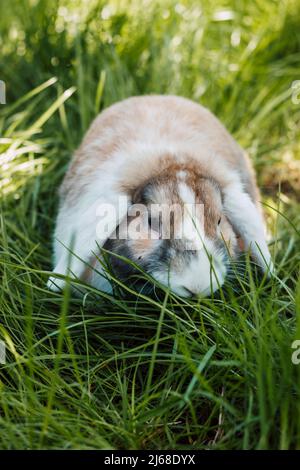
[47,194,130,291]
[223,183,273,274]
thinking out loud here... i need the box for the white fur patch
[153,238,227,297]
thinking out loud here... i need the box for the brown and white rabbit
[47,95,273,297]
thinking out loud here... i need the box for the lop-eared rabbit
[48,95,273,297]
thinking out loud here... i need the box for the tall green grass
[0,0,300,449]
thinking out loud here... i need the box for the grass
[0,0,300,450]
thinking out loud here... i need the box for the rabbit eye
[148,213,158,231]
[148,213,162,236]
[217,217,222,226]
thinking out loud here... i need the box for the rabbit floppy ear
[223,183,273,274]
[47,194,130,292]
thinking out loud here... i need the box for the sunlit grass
[0,0,300,450]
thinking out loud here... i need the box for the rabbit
[47,95,273,297]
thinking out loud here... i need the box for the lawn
[0,0,300,450]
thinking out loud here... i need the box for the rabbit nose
[182,286,197,297]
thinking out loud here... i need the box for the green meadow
[0,0,300,449]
